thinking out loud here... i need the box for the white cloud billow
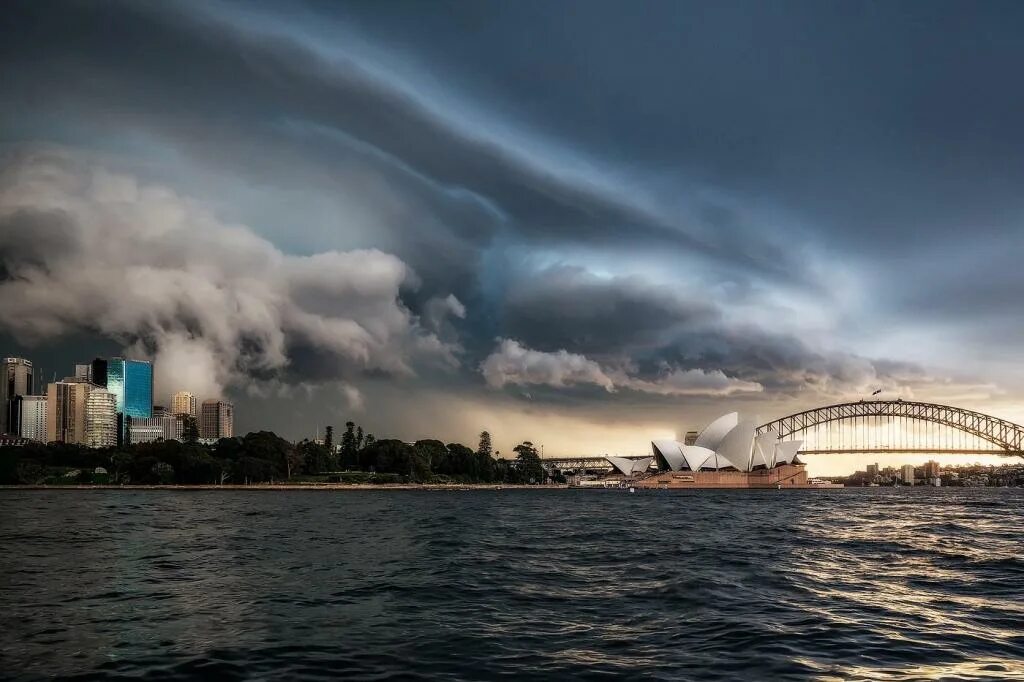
[617,368,763,397]
[481,339,762,397]
[481,339,615,392]
[0,148,461,400]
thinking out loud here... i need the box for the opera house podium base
[632,463,810,489]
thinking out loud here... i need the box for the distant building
[901,464,916,485]
[47,380,91,444]
[129,405,176,444]
[923,460,940,478]
[866,463,880,478]
[200,400,233,440]
[90,358,108,388]
[85,389,118,448]
[683,430,699,446]
[19,395,47,442]
[2,357,34,435]
[74,363,93,383]
[171,391,198,417]
[171,414,186,441]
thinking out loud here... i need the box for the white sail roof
[694,412,739,451]
[773,440,802,465]
[715,420,756,470]
[653,415,803,472]
[607,455,654,476]
[751,431,778,469]
[680,445,717,471]
[651,440,687,471]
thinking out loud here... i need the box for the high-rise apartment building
[47,380,91,444]
[19,395,47,442]
[923,460,940,479]
[2,357,34,435]
[200,400,234,440]
[85,389,118,448]
[171,391,198,417]
[901,464,916,486]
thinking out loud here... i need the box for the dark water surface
[1,489,1023,681]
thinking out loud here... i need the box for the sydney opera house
[632,412,811,488]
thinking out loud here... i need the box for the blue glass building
[107,358,153,419]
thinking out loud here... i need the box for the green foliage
[0,425,546,485]
[513,441,546,484]
[477,431,492,458]
[298,439,331,474]
[340,421,358,468]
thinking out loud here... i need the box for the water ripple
[2,488,1024,680]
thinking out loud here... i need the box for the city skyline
[1,353,234,448]
[4,2,1024,474]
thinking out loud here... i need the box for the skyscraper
[90,358,108,388]
[85,389,118,448]
[106,358,153,418]
[106,358,153,444]
[171,391,198,417]
[901,464,916,486]
[19,395,47,442]
[200,400,234,440]
[47,380,91,444]
[2,357,34,435]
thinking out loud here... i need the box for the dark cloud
[1,0,1021,440]
[501,266,720,358]
[0,0,810,284]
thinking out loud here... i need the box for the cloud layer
[0,149,459,402]
[481,339,763,397]
[2,0,1024,446]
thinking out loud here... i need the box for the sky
[2,0,1024,474]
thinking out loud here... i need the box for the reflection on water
[1,489,1023,680]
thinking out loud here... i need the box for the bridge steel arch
[757,400,1024,456]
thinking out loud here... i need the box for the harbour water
[1,489,1023,680]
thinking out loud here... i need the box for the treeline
[0,425,551,486]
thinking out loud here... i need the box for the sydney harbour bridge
[541,400,1024,473]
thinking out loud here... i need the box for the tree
[477,431,493,458]
[414,439,447,476]
[360,439,415,479]
[513,441,545,484]
[299,439,330,474]
[446,442,481,481]
[324,425,334,451]
[282,442,303,479]
[341,421,357,468]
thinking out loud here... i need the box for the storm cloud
[0,149,460,403]
[2,0,1023,449]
